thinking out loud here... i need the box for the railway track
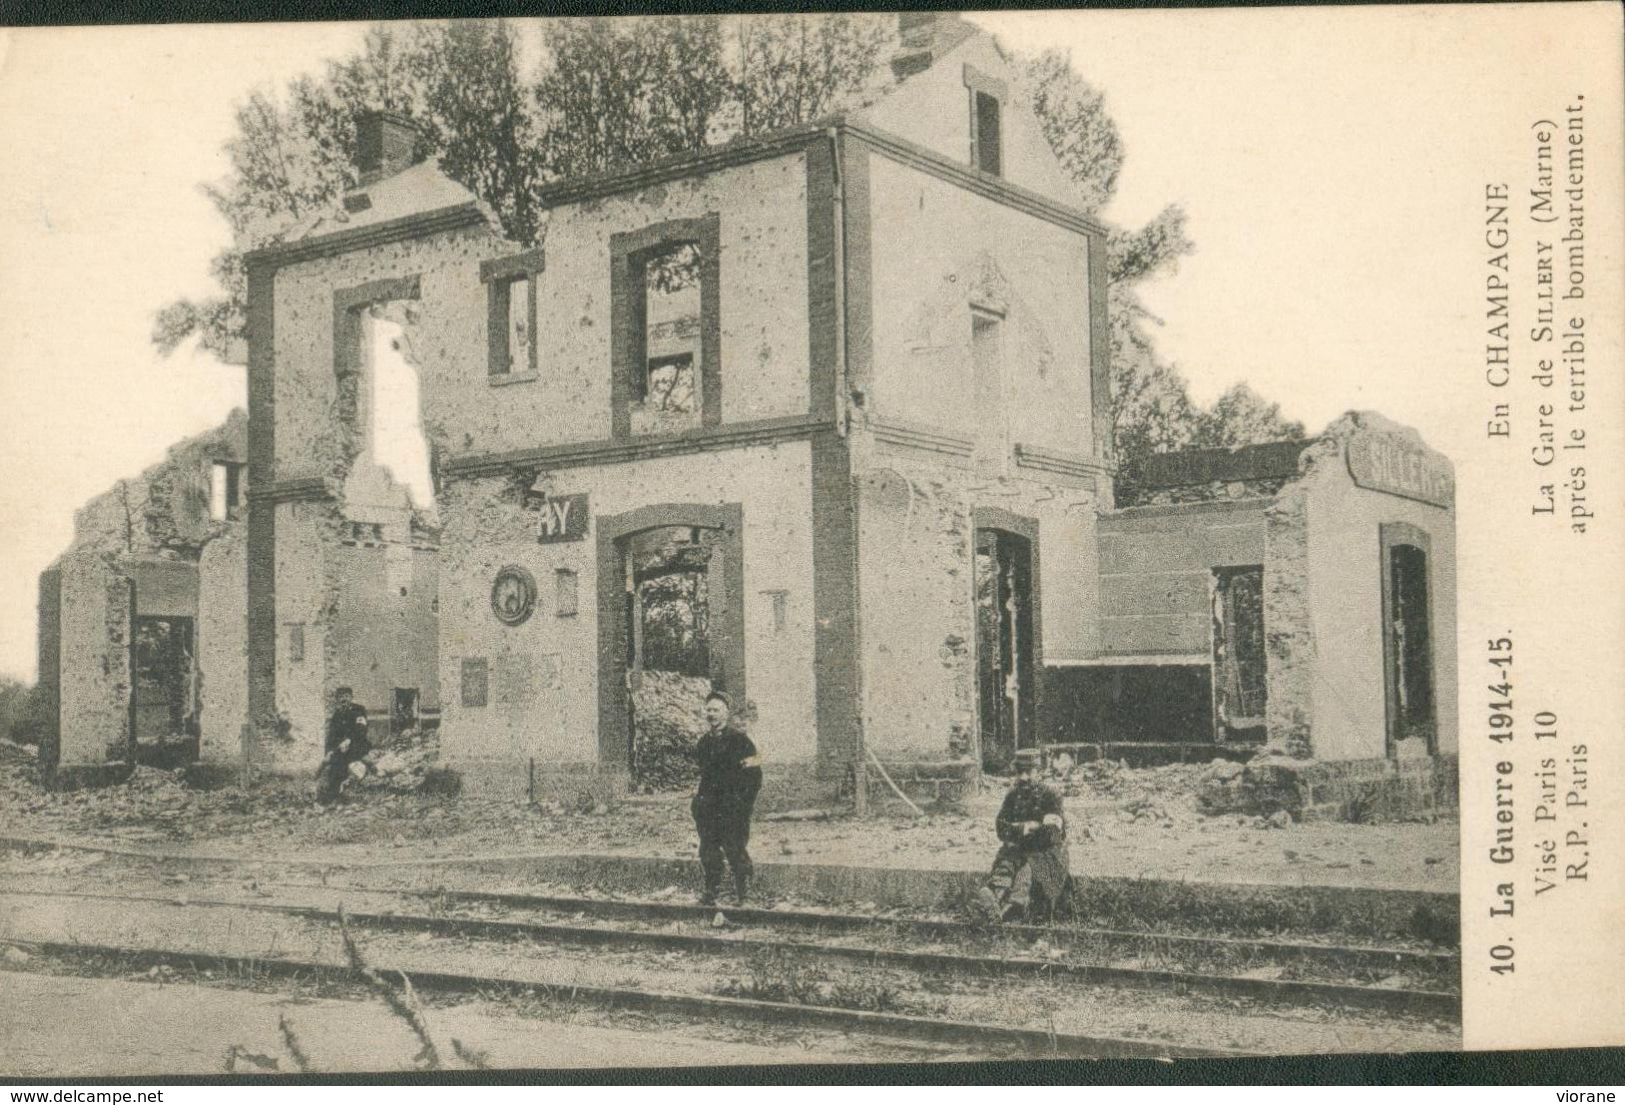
[0,870,1459,1050]
[365,882,1460,989]
[0,883,1457,1018]
[0,836,1463,1061]
[2,936,1233,1061]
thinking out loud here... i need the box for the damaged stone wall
[1295,413,1458,762]
[864,154,1095,460]
[197,525,247,766]
[266,227,491,765]
[53,549,131,767]
[1096,500,1268,657]
[852,440,1098,764]
[270,228,493,485]
[1263,481,1315,758]
[265,500,332,770]
[43,412,248,772]
[436,441,818,785]
[329,540,440,719]
[541,154,810,437]
[1118,476,1294,510]
[853,137,1103,770]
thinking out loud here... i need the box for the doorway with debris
[1382,532,1436,756]
[624,525,722,788]
[130,614,196,765]
[1211,566,1267,743]
[974,527,1036,773]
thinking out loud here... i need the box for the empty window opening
[973,91,1002,176]
[346,301,438,526]
[492,275,533,377]
[1386,543,1436,751]
[209,461,246,521]
[1211,567,1267,741]
[131,615,195,743]
[632,242,703,436]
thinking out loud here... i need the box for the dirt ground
[0,742,1458,891]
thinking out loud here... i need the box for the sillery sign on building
[1347,431,1454,509]
[527,492,590,543]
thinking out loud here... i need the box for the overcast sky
[0,7,1616,681]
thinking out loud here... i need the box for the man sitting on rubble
[691,691,762,906]
[975,748,1071,923]
[315,686,372,806]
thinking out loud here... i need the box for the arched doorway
[597,503,745,784]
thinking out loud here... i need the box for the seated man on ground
[315,686,372,806]
[976,748,1070,923]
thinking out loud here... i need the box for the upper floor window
[209,460,246,521]
[611,215,721,439]
[964,65,1007,178]
[973,92,1002,176]
[480,248,545,380]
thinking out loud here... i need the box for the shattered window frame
[480,248,546,380]
[610,214,722,440]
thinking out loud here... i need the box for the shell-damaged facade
[39,15,1457,819]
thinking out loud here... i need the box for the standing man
[691,691,762,906]
[316,686,371,806]
[975,748,1071,923]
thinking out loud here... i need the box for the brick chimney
[891,12,978,80]
[355,111,423,187]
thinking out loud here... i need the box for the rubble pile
[1,752,304,843]
[359,726,440,793]
[1045,757,1211,827]
[1195,757,1304,819]
[629,670,712,790]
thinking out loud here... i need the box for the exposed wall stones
[1263,481,1315,759]
[197,526,248,765]
[852,438,1098,764]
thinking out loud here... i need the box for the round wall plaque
[490,565,537,626]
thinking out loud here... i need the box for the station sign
[528,491,590,543]
[1347,431,1454,509]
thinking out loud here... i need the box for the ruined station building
[39,15,1457,819]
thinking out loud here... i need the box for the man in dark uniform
[975,748,1071,923]
[691,691,762,906]
[315,686,371,806]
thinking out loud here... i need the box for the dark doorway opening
[1383,540,1436,754]
[392,687,419,735]
[623,524,723,787]
[975,527,1035,773]
[130,614,196,765]
[1212,566,1267,742]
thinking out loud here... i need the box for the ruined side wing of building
[38,411,249,780]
